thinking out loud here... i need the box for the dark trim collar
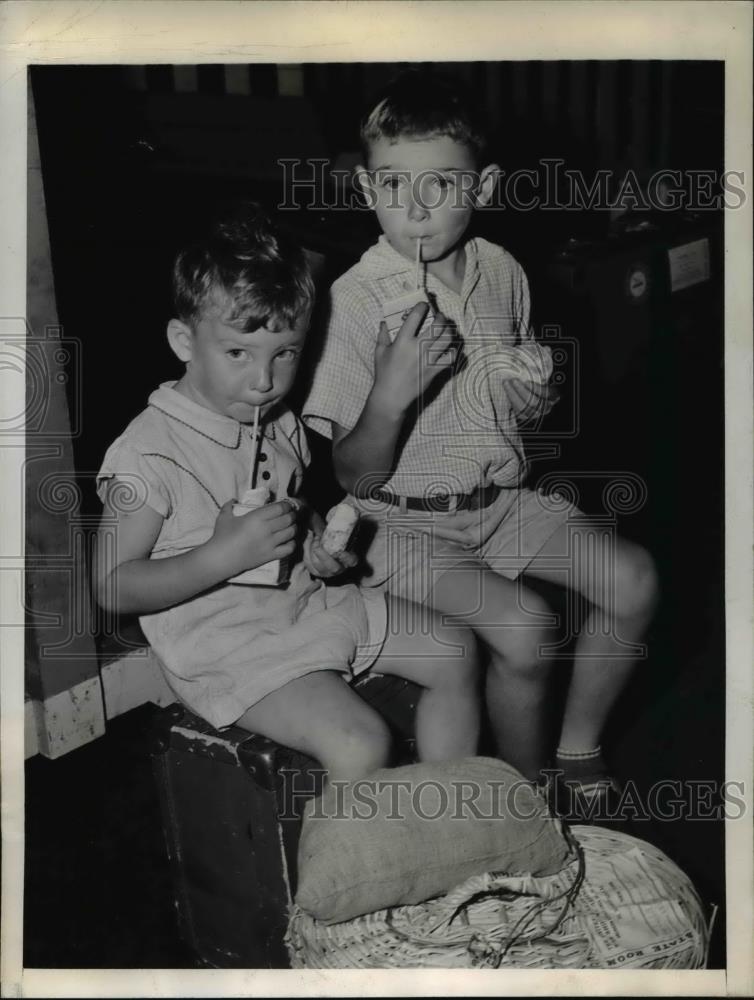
[147,383,244,448]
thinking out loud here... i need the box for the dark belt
[370,482,502,513]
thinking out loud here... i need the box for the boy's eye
[425,173,454,193]
[227,349,247,360]
[378,174,405,191]
[275,348,299,363]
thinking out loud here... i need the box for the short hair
[360,68,487,164]
[172,202,314,332]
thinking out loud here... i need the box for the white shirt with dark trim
[95,383,386,729]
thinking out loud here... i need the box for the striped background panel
[122,61,721,179]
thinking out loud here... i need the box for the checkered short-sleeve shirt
[303,236,552,497]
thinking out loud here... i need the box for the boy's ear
[167,318,194,364]
[474,164,501,208]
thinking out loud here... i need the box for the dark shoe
[540,768,627,827]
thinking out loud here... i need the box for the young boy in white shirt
[94,202,480,781]
[304,70,658,812]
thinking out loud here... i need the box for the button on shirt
[97,382,306,559]
[303,236,552,498]
[95,383,387,729]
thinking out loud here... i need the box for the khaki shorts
[351,486,580,606]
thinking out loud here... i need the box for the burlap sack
[295,756,570,924]
[288,825,710,969]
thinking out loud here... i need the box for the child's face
[168,309,308,423]
[361,134,494,264]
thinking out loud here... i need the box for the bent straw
[415,236,423,289]
[247,404,261,491]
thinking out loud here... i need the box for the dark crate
[151,674,419,968]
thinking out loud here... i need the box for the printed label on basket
[577,847,699,967]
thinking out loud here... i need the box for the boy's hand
[372,302,456,414]
[303,530,358,578]
[209,499,299,577]
[301,506,357,577]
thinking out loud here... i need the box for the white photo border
[1,2,751,996]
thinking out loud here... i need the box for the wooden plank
[596,61,618,167]
[630,61,650,174]
[569,61,588,140]
[224,64,251,96]
[542,61,560,127]
[277,64,304,97]
[26,81,104,756]
[173,65,198,93]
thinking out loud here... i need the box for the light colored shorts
[142,566,389,730]
[348,586,389,677]
[350,485,580,606]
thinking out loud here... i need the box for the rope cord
[382,825,586,965]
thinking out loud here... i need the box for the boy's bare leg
[429,562,557,780]
[484,647,551,781]
[236,671,391,781]
[236,595,480,777]
[377,594,481,762]
[524,520,658,757]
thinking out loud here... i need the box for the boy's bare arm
[331,389,405,495]
[332,303,455,495]
[93,482,297,615]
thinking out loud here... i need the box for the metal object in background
[548,215,721,388]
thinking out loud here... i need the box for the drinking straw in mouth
[415,236,423,289]
[247,405,261,491]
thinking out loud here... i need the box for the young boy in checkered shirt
[303,69,658,815]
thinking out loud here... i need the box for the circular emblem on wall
[626,263,650,302]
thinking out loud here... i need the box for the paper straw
[247,405,261,491]
[415,236,423,289]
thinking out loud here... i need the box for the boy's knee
[614,544,659,620]
[321,717,391,780]
[428,645,480,692]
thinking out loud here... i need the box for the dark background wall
[30,60,723,514]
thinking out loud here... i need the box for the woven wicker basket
[286,825,709,969]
